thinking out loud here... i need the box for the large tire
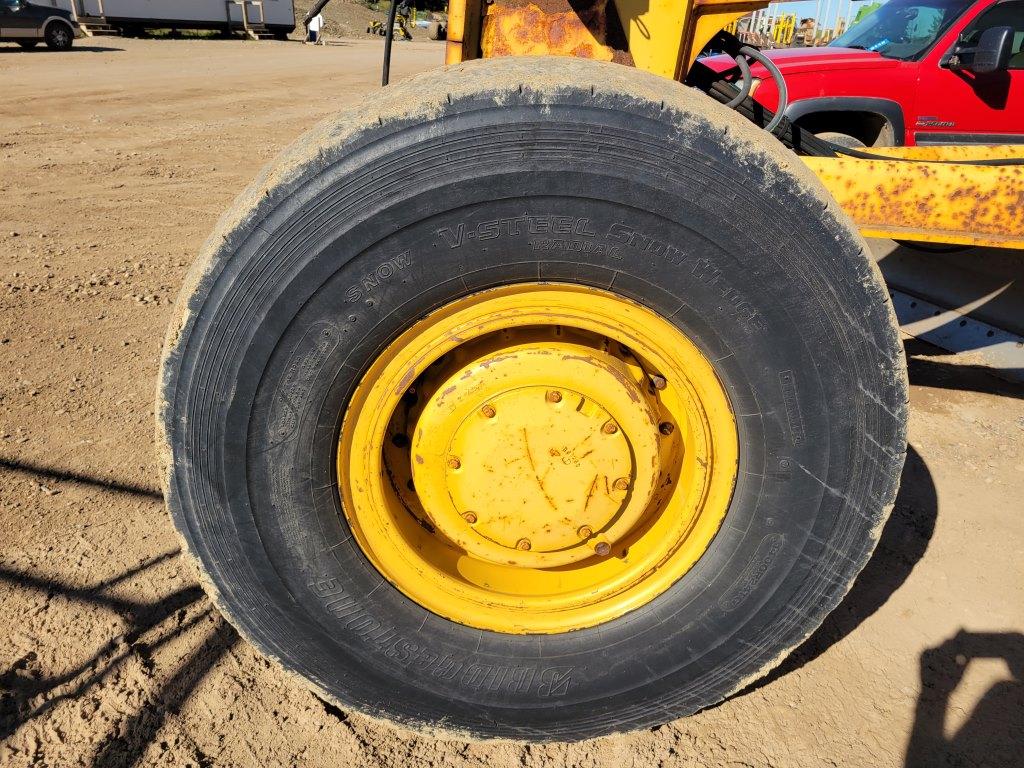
[159,57,907,741]
[44,21,74,51]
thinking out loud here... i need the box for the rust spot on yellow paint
[482,2,616,62]
[803,154,1024,249]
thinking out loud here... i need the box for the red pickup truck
[722,0,1024,146]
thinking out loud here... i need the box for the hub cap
[338,284,737,633]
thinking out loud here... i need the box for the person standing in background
[306,12,325,44]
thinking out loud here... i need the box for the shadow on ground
[0,459,239,767]
[905,338,1023,400]
[905,630,1024,767]
[0,45,124,53]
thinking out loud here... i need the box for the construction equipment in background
[159,0,1023,743]
[729,1,858,47]
[304,0,416,40]
[367,12,413,39]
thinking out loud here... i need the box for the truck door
[915,0,1024,142]
[0,0,39,38]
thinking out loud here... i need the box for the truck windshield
[830,0,974,59]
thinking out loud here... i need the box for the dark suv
[0,0,80,50]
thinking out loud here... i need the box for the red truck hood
[703,47,901,76]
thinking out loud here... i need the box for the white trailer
[40,0,296,37]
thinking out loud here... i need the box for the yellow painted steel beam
[858,145,1024,162]
[804,155,1024,249]
[611,0,688,78]
[682,0,768,73]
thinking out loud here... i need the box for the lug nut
[659,421,675,436]
[481,404,496,418]
[546,390,563,403]
[462,511,478,524]
[601,421,618,435]
[650,374,668,391]
[594,542,611,556]
[577,525,593,539]
[447,456,461,470]
[516,538,532,551]
[613,477,630,491]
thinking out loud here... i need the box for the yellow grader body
[445,0,1024,249]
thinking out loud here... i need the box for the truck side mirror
[945,25,1014,73]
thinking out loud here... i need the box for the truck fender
[784,96,906,146]
[42,16,76,35]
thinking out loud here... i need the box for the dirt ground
[1,36,1022,768]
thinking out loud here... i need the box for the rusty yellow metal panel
[481,2,616,61]
[804,156,1024,249]
[471,0,772,79]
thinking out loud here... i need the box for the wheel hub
[338,284,738,633]
[411,345,660,568]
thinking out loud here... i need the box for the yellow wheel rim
[338,284,738,634]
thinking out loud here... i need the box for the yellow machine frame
[443,0,1024,249]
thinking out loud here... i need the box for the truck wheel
[427,20,446,40]
[815,131,866,149]
[44,21,73,50]
[160,56,907,741]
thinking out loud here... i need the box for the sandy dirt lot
[1,36,1022,768]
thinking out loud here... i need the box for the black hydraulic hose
[724,53,752,109]
[382,0,399,86]
[691,62,1024,167]
[738,45,787,133]
[696,72,836,155]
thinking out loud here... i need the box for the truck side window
[961,0,1024,68]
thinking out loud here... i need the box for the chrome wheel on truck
[44,22,73,51]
